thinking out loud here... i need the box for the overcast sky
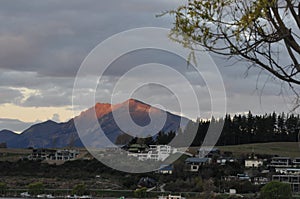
[0,0,299,133]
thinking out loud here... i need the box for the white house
[217,157,236,165]
[29,149,79,161]
[270,157,291,167]
[275,168,300,175]
[128,145,177,161]
[49,149,79,161]
[245,159,263,168]
[245,154,264,168]
[158,195,185,199]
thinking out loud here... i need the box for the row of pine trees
[117,111,300,147]
[189,111,300,146]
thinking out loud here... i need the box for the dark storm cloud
[0,0,193,110]
[0,0,182,77]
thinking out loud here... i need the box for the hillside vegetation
[218,142,300,157]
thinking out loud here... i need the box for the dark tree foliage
[72,184,88,196]
[156,131,176,145]
[126,112,299,146]
[28,182,44,195]
[260,181,292,199]
[0,183,7,196]
[168,0,300,109]
[187,111,300,146]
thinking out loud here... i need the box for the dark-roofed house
[198,147,220,158]
[137,177,157,188]
[185,157,210,172]
[157,164,174,174]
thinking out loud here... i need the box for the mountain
[0,130,19,147]
[0,99,189,148]
[97,99,189,142]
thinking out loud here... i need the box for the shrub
[260,181,292,199]
[28,182,44,195]
[72,184,88,196]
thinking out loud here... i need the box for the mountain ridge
[0,99,189,148]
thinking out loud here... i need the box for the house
[217,157,236,165]
[127,145,177,161]
[20,192,31,197]
[49,149,79,161]
[253,177,269,185]
[223,176,238,181]
[127,144,149,153]
[198,147,220,158]
[158,195,185,199]
[261,170,270,174]
[237,174,250,181]
[245,159,263,168]
[157,164,173,174]
[148,145,177,161]
[28,149,56,160]
[149,145,175,153]
[185,157,210,172]
[229,189,237,194]
[28,149,79,161]
[223,174,251,182]
[292,158,300,167]
[272,175,300,192]
[137,177,157,188]
[275,168,300,175]
[270,157,292,168]
[244,154,264,168]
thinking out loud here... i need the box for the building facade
[272,175,300,193]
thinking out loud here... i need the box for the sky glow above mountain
[0,0,298,132]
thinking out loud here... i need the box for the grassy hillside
[0,148,32,161]
[218,142,300,157]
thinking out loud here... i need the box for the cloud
[0,0,181,77]
[0,87,23,104]
[0,0,298,133]
[20,87,72,107]
[0,118,34,133]
[51,113,60,122]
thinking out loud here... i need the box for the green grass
[217,142,300,157]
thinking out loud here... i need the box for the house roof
[159,164,173,171]
[245,159,263,161]
[129,144,148,148]
[272,157,291,160]
[197,147,219,152]
[185,157,209,163]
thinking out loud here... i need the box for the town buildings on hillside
[127,144,177,161]
[28,148,79,161]
[269,157,300,192]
